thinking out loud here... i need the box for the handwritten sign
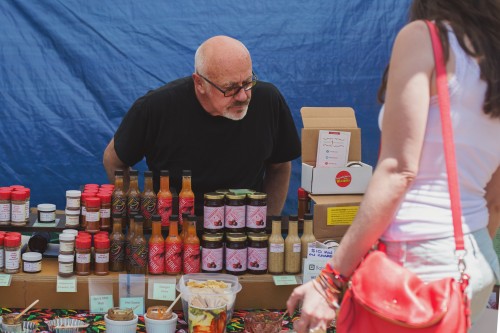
[307,247,334,260]
[0,274,12,287]
[316,130,351,168]
[120,297,144,315]
[57,276,77,292]
[90,295,113,313]
[273,275,299,286]
[152,283,176,301]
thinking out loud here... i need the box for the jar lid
[4,235,21,247]
[22,252,42,261]
[86,197,101,207]
[248,232,269,241]
[97,192,112,203]
[202,233,224,241]
[226,233,247,242]
[22,188,31,196]
[247,192,267,199]
[59,233,75,241]
[66,190,82,197]
[63,229,79,237]
[58,254,74,262]
[225,193,246,200]
[76,237,91,248]
[94,237,110,249]
[78,231,92,238]
[11,190,26,200]
[0,190,11,200]
[85,184,100,188]
[65,209,80,215]
[37,203,56,211]
[215,189,230,194]
[204,192,225,200]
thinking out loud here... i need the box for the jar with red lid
[97,192,112,231]
[75,237,91,276]
[80,192,93,228]
[0,190,11,225]
[10,191,26,226]
[0,233,5,272]
[4,235,21,274]
[22,187,31,223]
[94,237,110,275]
[85,197,101,234]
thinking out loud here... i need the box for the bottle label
[157,197,172,226]
[165,242,182,274]
[66,197,81,209]
[0,248,4,268]
[110,240,125,263]
[204,206,224,230]
[86,211,100,222]
[11,203,25,222]
[246,205,267,229]
[225,205,245,229]
[270,243,285,253]
[127,196,140,217]
[40,211,55,222]
[225,248,247,272]
[5,249,20,270]
[248,247,268,271]
[141,196,157,220]
[100,208,111,219]
[95,252,109,264]
[76,253,91,264]
[65,214,80,227]
[149,242,165,274]
[59,262,73,273]
[293,243,301,253]
[179,198,195,224]
[24,261,41,272]
[183,243,200,274]
[60,242,75,253]
[0,203,10,221]
[25,200,30,219]
[112,195,126,215]
[202,247,223,271]
[130,244,148,269]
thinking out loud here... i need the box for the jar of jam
[224,193,246,233]
[225,233,247,275]
[201,233,223,273]
[203,193,225,233]
[247,233,269,274]
[246,192,267,233]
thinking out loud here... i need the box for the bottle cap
[11,191,26,201]
[144,170,153,177]
[76,237,91,249]
[97,193,112,203]
[4,235,21,247]
[129,170,139,176]
[66,190,82,197]
[169,214,178,221]
[182,170,192,177]
[0,190,11,200]
[59,233,75,242]
[37,203,56,212]
[298,187,308,199]
[22,252,42,262]
[114,169,124,176]
[86,197,101,208]
[94,237,110,249]
[160,170,169,176]
[152,214,161,222]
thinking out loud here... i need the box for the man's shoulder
[147,76,193,98]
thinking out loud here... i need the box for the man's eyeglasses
[197,72,257,97]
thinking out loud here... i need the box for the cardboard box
[301,107,373,194]
[310,194,363,240]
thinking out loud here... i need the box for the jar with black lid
[246,192,267,233]
[201,233,223,273]
[203,193,225,233]
[247,232,269,274]
[224,193,246,233]
[225,233,247,275]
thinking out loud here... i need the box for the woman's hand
[286,279,337,333]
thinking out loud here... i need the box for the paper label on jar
[0,203,10,221]
[246,205,267,229]
[225,205,245,229]
[65,214,80,226]
[202,247,223,271]
[100,208,111,218]
[40,211,55,222]
[204,206,224,230]
[0,248,4,267]
[157,197,172,226]
[60,242,75,253]
[25,200,30,219]
[76,253,91,264]
[59,262,74,273]
[86,211,100,222]
[95,253,109,264]
[66,197,81,209]
[293,243,301,253]
[11,203,25,222]
[5,250,20,270]
[24,261,41,272]
[248,247,268,271]
[270,243,285,253]
[183,243,200,274]
[225,248,247,272]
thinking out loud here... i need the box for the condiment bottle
[85,197,101,234]
[297,187,309,221]
[157,170,172,227]
[301,213,317,259]
[268,216,285,274]
[75,236,91,276]
[126,170,141,226]
[125,215,136,273]
[58,253,74,277]
[94,236,110,276]
[182,215,200,274]
[165,214,182,275]
[141,171,157,230]
[148,214,165,275]
[285,215,301,274]
[0,233,4,272]
[129,215,147,274]
[23,188,31,223]
[4,235,21,274]
[59,233,75,255]
[112,169,127,229]
[10,191,26,226]
[97,192,112,231]
[0,190,11,225]
[180,212,189,241]
[110,213,125,272]
[178,170,195,225]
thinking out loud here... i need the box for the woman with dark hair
[287,1,500,332]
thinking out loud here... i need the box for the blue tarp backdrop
[0,1,410,215]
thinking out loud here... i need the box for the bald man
[103,36,300,216]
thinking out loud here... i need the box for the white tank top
[379,27,500,241]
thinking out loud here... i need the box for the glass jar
[10,191,26,226]
[247,233,269,275]
[59,233,75,255]
[246,192,267,233]
[22,252,42,273]
[85,197,101,234]
[66,190,81,210]
[0,233,5,272]
[58,254,74,277]
[75,237,91,276]
[0,190,11,225]
[65,209,80,228]
[201,233,223,273]
[203,193,225,233]
[37,203,56,223]
[4,235,21,274]
[94,237,110,276]
[97,192,112,231]
[224,193,246,233]
[225,233,247,275]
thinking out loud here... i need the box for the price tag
[120,297,144,315]
[90,295,114,313]
[57,276,77,292]
[0,274,12,287]
[152,283,176,301]
[273,275,299,286]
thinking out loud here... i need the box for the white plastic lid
[37,203,56,212]
[62,229,79,237]
[22,252,42,261]
[66,190,82,197]
[65,209,80,215]
[59,233,75,241]
[58,254,74,262]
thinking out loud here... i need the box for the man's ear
[192,73,206,94]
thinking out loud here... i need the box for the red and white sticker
[335,170,352,188]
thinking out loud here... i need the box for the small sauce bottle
[0,190,11,225]
[4,235,21,274]
[10,191,26,226]
[109,213,125,272]
[301,214,317,259]
[97,192,112,231]
[285,215,301,274]
[178,170,195,225]
[148,215,165,275]
[126,170,141,225]
[165,214,182,275]
[125,215,136,273]
[129,215,147,274]
[112,170,127,229]
[157,170,172,227]
[141,171,157,230]
[183,215,200,274]
[268,216,285,274]
[85,197,101,234]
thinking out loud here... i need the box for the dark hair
[378,0,500,118]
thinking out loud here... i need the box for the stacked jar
[4,232,22,274]
[0,231,5,272]
[58,232,75,277]
[65,190,81,228]
[0,189,11,225]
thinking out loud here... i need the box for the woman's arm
[486,166,500,238]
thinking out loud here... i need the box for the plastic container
[143,312,177,333]
[45,318,88,333]
[104,314,138,333]
[37,204,56,223]
[176,273,242,325]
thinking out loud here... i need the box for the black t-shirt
[114,77,301,213]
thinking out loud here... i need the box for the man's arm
[486,165,500,238]
[103,138,129,183]
[262,161,292,216]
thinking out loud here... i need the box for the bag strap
[425,21,465,252]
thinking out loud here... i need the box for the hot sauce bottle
[157,170,173,227]
[125,215,136,273]
[110,213,125,272]
[183,215,200,274]
[141,171,157,230]
[126,170,141,227]
[129,215,147,274]
[179,170,194,226]
[112,170,127,229]
[165,214,182,275]
[148,214,165,275]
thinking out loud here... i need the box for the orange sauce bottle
[182,215,200,274]
[165,214,182,275]
[179,170,194,226]
[148,214,164,274]
[157,170,173,227]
